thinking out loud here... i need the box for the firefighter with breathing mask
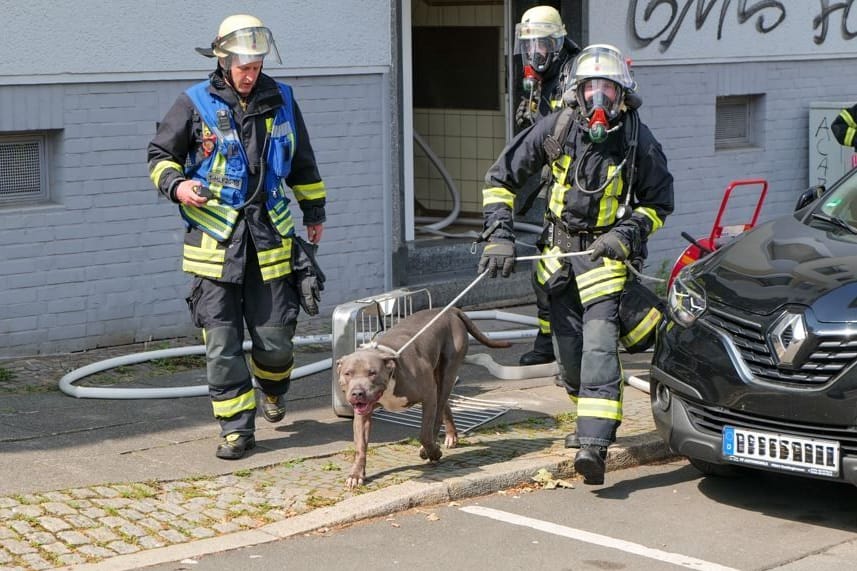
[513,5,580,368]
[147,14,327,460]
[478,44,673,485]
[514,5,580,130]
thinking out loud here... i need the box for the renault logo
[769,311,807,367]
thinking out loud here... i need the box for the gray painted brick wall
[631,58,857,278]
[4,55,857,356]
[0,74,387,356]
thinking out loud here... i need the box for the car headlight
[668,270,707,327]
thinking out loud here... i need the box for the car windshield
[813,169,857,227]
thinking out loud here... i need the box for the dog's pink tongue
[353,402,373,415]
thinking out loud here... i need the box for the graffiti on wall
[809,108,857,187]
[629,0,857,53]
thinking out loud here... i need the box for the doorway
[404,0,584,243]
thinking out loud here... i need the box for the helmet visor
[515,36,563,72]
[577,78,622,118]
[213,27,282,65]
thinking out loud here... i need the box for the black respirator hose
[231,132,272,211]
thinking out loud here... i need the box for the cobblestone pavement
[0,316,666,571]
[0,418,574,570]
[0,398,660,570]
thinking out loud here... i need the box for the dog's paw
[444,433,458,449]
[345,473,364,489]
[419,444,443,462]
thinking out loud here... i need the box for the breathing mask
[565,44,635,144]
[578,78,622,143]
[522,65,540,97]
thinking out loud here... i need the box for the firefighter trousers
[548,266,623,448]
[186,245,300,438]
[530,268,555,356]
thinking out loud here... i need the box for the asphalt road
[144,459,857,571]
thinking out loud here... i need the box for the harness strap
[543,107,579,163]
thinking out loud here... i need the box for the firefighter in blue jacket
[148,14,327,460]
[478,45,673,485]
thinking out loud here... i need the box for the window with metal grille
[715,95,758,150]
[0,135,47,205]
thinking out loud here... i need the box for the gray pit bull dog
[336,307,511,488]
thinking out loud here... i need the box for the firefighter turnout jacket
[832,102,857,149]
[482,108,673,448]
[483,108,673,299]
[148,69,326,283]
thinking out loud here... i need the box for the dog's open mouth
[349,399,378,416]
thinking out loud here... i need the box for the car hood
[695,216,857,322]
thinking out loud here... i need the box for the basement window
[0,134,48,205]
[716,95,762,150]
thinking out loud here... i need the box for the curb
[57,434,675,571]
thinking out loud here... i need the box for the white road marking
[460,506,740,571]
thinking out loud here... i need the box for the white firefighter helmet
[199,14,282,65]
[514,6,567,74]
[566,44,635,119]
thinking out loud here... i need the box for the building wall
[0,75,389,356]
[0,0,390,81]
[588,3,857,277]
[0,1,394,356]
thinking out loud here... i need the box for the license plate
[722,425,840,478]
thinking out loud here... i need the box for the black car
[651,169,857,486]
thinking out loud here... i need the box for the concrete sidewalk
[0,306,673,571]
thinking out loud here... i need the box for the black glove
[589,223,641,262]
[299,275,322,316]
[292,236,326,316]
[515,97,535,129]
[478,240,516,278]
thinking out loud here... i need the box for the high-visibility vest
[181,80,297,241]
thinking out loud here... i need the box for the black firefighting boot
[261,394,286,423]
[215,433,256,460]
[519,332,556,366]
[564,433,580,448]
[574,446,607,485]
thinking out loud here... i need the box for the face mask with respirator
[578,79,622,144]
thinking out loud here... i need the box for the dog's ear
[335,358,342,374]
[384,357,396,372]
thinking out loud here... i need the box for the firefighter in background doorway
[513,5,580,367]
[478,45,674,485]
[147,14,327,460]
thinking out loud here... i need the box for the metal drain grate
[372,393,516,435]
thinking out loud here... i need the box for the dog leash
[392,250,598,357]
[381,250,664,358]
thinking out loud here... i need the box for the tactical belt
[546,221,604,252]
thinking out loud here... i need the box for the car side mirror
[794,185,825,212]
